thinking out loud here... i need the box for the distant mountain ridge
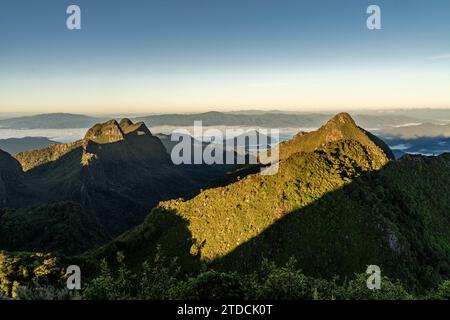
[135,111,422,129]
[378,123,450,139]
[0,113,102,129]
[0,137,59,156]
[0,110,436,130]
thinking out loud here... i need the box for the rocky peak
[280,113,394,163]
[84,120,125,144]
[121,120,152,136]
[119,118,133,131]
[324,112,357,127]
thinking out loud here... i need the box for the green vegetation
[64,250,449,300]
[16,140,83,172]
[1,113,450,300]
[1,248,449,300]
[7,119,208,237]
[0,202,109,255]
[0,251,67,299]
[94,114,450,295]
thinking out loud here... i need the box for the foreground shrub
[435,280,450,300]
[180,271,245,300]
[336,273,413,300]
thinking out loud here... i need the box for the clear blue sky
[1,0,449,114]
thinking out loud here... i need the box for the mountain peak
[119,118,133,130]
[121,120,152,136]
[84,120,125,144]
[325,112,356,127]
[280,112,394,163]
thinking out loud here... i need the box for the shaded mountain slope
[0,202,109,255]
[18,119,195,236]
[0,150,31,207]
[217,153,450,291]
[96,137,389,264]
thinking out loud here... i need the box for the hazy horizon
[1,106,450,119]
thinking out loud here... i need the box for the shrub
[181,271,245,300]
[337,273,413,300]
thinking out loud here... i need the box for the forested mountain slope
[95,113,450,292]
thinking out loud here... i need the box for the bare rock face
[121,121,152,136]
[119,118,133,131]
[84,120,125,144]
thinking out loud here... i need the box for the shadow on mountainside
[213,153,450,292]
[91,153,450,292]
[90,207,203,274]
[21,138,206,236]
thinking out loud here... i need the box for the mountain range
[0,113,103,129]
[89,113,450,292]
[0,111,441,130]
[0,112,449,295]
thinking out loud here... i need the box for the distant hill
[376,108,450,123]
[352,114,422,128]
[135,111,423,129]
[136,112,417,128]
[0,111,432,130]
[0,137,59,156]
[377,123,450,139]
[0,113,102,129]
[136,111,330,127]
[95,113,450,292]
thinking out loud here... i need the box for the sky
[0,0,450,114]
